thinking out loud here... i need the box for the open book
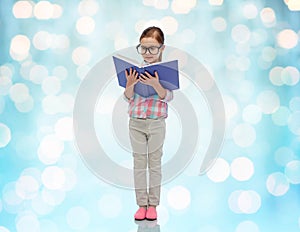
[112,54,179,98]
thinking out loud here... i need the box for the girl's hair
[139,26,165,44]
[139,26,165,61]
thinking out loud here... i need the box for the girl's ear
[161,44,166,52]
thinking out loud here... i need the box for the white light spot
[114,35,129,50]
[42,188,65,206]
[76,65,90,80]
[271,106,290,126]
[16,175,40,200]
[53,66,68,80]
[243,3,258,19]
[42,94,74,115]
[52,4,63,18]
[9,83,30,103]
[231,24,251,43]
[59,94,74,113]
[171,0,197,14]
[76,16,95,35]
[223,95,238,120]
[16,213,40,232]
[285,160,300,184]
[78,0,99,16]
[72,47,91,65]
[262,46,277,62]
[29,65,48,85]
[51,34,70,50]
[0,76,12,96]
[31,194,54,216]
[288,111,300,135]
[0,65,14,78]
[42,166,66,190]
[42,76,61,95]
[10,35,31,61]
[0,226,10,232]
[34,1,54,20]
[277,29,298,49]
[13,1,34,19]
[98,194,122,218]
[250,29,268,47]
[167,186,190,210]
[143,0,154,6]
[157,205,169,226]
[67,207,90,230]
[160,16,178,35]
[228,190,243,213]
[242,104,262,124]
[289,97,300,112]
[231,157,254,181]
[269,66,284,86]
[207,158,230,182]
[281,66,299,86]
[257,90,280,114]
[236,80,254,102]
[60,168,77,191]
[42,95,61,115]
[38,134,64,165]
[33,31,52,50]
[209,0,223,6]
[260,8,276,27]
[236,220,260,232]
[266,172,289,196]
[15,95,34,113]
[2,182,23,212]
[211,17,227,32]
[287,0,300,11]
[154,0,169,9]
[54,117,73,141]
[237,190,261,214]
[232,123,256,147]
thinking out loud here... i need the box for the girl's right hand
[125,68,139,88]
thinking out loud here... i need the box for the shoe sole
[145,217,157,221]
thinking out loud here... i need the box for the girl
[123,26,173,221]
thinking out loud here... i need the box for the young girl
[123,26,173,221]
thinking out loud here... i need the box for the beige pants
[129,117,166,206]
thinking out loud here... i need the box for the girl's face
[139,37,165,64]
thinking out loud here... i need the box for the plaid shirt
[124,90,173,119]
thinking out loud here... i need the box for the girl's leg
[147,118,166,206]
[129,118,148,206]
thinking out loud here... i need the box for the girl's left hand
[139,71,160,87]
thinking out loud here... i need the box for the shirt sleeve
[123,92,134,102]
[161,89,173,102]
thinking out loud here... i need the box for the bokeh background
[1,0,300,231]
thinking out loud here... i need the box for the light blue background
[1,0,300,231]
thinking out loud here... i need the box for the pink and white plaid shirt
[124,90,173,119]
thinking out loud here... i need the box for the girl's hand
[125,68,139,88]
[139,71,160,87]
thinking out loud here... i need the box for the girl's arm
[152,82,167,99]
[124,68,138,99]
[139,71,168,99]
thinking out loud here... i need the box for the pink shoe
[134,207,147,221]
[146,206,157,221]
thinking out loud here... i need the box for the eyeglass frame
[136,44,164,55]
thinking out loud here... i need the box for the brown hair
[139,26,164,44]
[139,26,165,61]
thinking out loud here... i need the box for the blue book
[112,54,179,98]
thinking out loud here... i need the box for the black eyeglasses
[136,44,163,55]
